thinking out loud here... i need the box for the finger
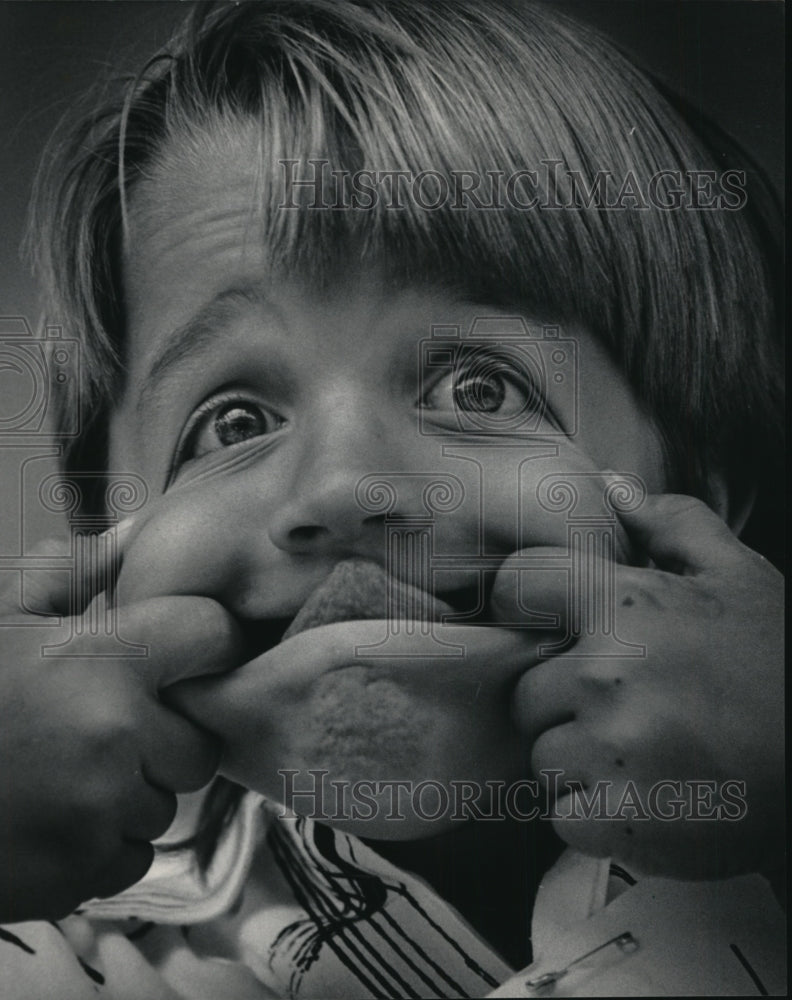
[117,595,246,687]
[7,853,100,921]
[492,544,644,650]
[489,546,570,630]
[18,520,135,617]
[123,784,178,841]
[168,621,535,736]
[142,709,221,791]
[2,536,71,616]
[614,491,742,574]
[550,786,637,860]
[529,721,594,789]
[511,659,579,745]
[89,840,155,900]
[78,516,136,604]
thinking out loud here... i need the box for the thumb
[114,595,246,688]
[614,491,741,574]
[10,519,136,618]
[489,546,569,630]
[0,536,68,617]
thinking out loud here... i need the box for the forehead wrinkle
[134,285,268,421]
[128,203,266,267]
[125,120,266,260]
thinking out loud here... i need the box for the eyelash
[421,349,546,425]
[171,352,548,478]
[172,389,284,470]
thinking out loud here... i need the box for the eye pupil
[214,403,268,445]
[453,375,506,413]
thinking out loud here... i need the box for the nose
[266,392,416,557]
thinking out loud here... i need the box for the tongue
[283,558,453,639]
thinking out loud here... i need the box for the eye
[180,394,285,462]
[423,353,542,426]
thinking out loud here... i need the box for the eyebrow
[135,284,266,419]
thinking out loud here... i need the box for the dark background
[0,1,785,549]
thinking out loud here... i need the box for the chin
[233,656,526,841]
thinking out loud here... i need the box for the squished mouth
[241,617,295,659]
[239,557,462,659]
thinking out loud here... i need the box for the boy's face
[109,123,666,828]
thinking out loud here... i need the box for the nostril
[269,510,385,555]
[288,525,327,544]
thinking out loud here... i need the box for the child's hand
[0,533,245,922]
[492,493,784,881]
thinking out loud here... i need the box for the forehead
[124,116,266,316]
[118,115,664,486]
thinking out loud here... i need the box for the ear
[707,473,757,537]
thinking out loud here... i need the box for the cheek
[451,450,615,552]
[428,451,573,558]
[448,448,645,567]
[115,488,253,606]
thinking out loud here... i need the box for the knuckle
[552,813,627,858]
[530,726,569,775]
[639,493,717,536]
[70,779,127,827]
[666,495,733,540]
[141,793,178,839]
[178,770,216,794]
[126,842,156,882]
[50,895,84,921]
[95,843,155,898]
[617,580,667,611]
[87,703,139,749]
[659,493,711,520]
[496,546,566,578]
[576,660,627,694]
[201,600,240,643]
[182,742,221,790]
[79,724,146,783]
[688,585,725,619]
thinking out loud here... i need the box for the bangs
[136,0,773,380]
[31,0,781,502]
[139,0,701,323]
